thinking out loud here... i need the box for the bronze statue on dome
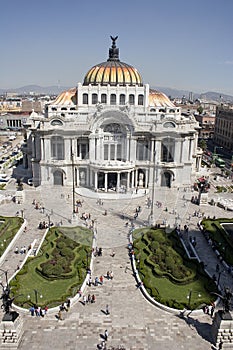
[110,35,118,47]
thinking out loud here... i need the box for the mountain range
[1,85,233,103]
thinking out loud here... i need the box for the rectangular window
[110,144,115,160]
[117,144,122,160]
[104,144,108,160]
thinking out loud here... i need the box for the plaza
[0,165,233,349]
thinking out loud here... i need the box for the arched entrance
[108,173,117,190]
[53,170,64,186]
[161,171,172,188]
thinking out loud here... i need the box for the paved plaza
[0,169,233,349]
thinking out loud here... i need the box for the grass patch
[132,227,217,310]
[0,216,24,257]
[201,218,233,265]
[10,226,93,308]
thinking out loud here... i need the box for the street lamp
[149,148,156,225]
[27,289,43,306]
[71,151,76,215]
[213,146,223,161]
[187,290,201,309]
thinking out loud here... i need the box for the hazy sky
[1,0,233,95]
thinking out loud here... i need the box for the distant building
[0,112,30,130]
[214,105,233,151]
[194,114,215,139]
[24,37,201,189]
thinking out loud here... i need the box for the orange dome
[83,36,143,87]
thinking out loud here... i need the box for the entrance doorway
[53,170,63,186]
[161,171,171,188]
[108,173,117,190]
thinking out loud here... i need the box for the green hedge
[132,227,217,309]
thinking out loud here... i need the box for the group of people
[29,305,48,317]
[38,221,53,229]
[14,246,27,254]
[57,299,71,320]
[82,294,96,305]
[32,199,45,213]
[93,247,102,257]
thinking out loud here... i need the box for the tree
[197,105,204,115]
[199,139,207,151]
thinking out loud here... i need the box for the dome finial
[108,35,119,61]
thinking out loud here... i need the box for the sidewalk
[1,181,233,349]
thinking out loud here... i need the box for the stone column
[127,171,130,190]
[145,168,149,188]
[117,172,120,191]
[104,172,108,192]
[131,171,135,188]
[135,169,138,187]
[94,171,98,190]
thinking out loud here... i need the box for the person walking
[104,329,108,341]
[106,304,109,315]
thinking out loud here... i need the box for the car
[28,178,33,186]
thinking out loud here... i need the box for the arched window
[92,93,98,104]
[110,94,116,105]
[120,94,125,105]
[51,119,63,126]
[101,94,107,103]
[136,139,149,160]
[83,93,88,104]
[51,136,64,160]
[129,94,135,105]
[138,94,144,105]
[161,138,175,162]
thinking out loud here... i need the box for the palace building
[23,36,201,191]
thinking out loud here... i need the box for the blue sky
[1,0,233,95]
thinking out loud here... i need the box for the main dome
[83,36,143,87]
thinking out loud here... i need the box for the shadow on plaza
[177,313,214,345]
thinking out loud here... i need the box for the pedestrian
[83,295,87,305]
[106,304,109,315]
[91,294,96,303]
[66,299,71,309]
[104,329,108,341]
[29,306,35,316]
[210,305,215,318]
[87,294,91,303]
[100,275,104,285]
[58,310,63,320]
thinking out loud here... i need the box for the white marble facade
[24,37,201,192]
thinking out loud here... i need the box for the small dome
[83,36,143,87]
[149,89,175,108]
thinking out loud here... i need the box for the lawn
[132,227,217,310]
[0,216,24,257]
[201,218,233,265]
[10,226,93,308]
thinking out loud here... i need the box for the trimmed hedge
[132,227,217,309]
[10,226,93,308]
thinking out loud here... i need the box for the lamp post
[71,151,76,215]
[149,148,156,225]
[187,290,201,309]
[28,289,43,306]
[213,146,223,161]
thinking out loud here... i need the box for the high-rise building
[214,105,233,151]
